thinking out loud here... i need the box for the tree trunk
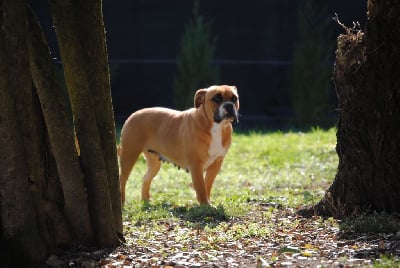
[27,7,94,244]
[73,1,122,234]
[0,0,48,262]
[49,0,121,246]
[312,1,400,217]
[0,0,122,264]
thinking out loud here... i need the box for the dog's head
[194,85,240,123]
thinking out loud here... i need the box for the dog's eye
[231,96,238,102]
[212,94,222,103]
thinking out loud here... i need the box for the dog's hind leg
[141,151,161,201]
[119,143,142,205]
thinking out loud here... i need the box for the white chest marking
[204,123,228,169]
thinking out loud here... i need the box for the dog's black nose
[224,102,234,113]
[224,102,238,123]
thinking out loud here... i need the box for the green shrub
[173,1,219,109]
[289,0,335,128]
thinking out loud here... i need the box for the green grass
[118,128,400,267]
[341,211,400,234]
[122,128,338,223]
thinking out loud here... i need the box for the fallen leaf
[278,246,301,254]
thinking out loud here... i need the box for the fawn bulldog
[119,85,239,205]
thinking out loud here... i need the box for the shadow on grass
[141,201,230,227]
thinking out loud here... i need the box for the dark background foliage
[29,0,366,129]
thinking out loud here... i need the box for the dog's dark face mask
[194,85,240,124]
[212,94,239,123]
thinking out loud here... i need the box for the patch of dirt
[43,204,400,267]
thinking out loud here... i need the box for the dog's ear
[194,88,207,108]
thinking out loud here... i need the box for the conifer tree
[174,1,219,109]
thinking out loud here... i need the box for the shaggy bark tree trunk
[311,1,400,217]
[0,0,121,264]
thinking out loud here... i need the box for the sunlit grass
[122,128,338,222]
[119,128,400,267]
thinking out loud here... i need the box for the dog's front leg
[204,157,223,201]
[190,165,209,204]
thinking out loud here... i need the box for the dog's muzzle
[214,102,239,123]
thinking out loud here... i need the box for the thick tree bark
[311,1,400,217]
[74,1,122,234]
[1,0,122,264]
[27,8,94,244]
[49,0,121,246]
[0,0,47,262]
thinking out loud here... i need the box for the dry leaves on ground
[45,203,400,267]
